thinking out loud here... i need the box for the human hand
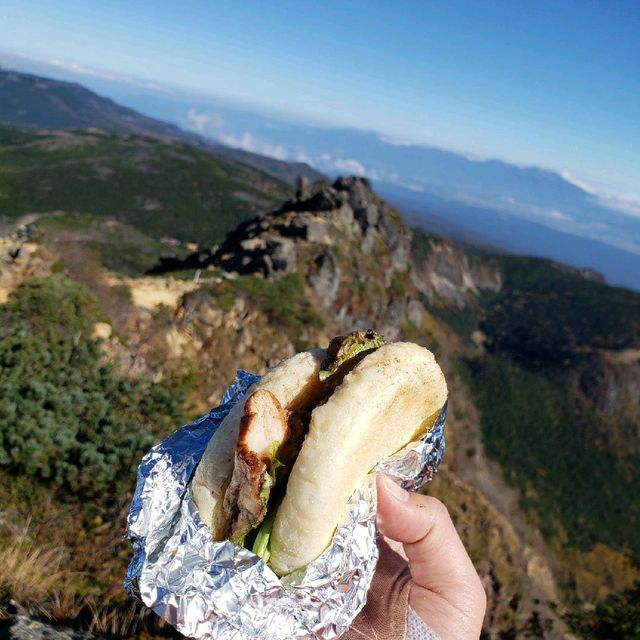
[376,474,487,640]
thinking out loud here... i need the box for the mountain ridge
[0,124,293,246]
[0,68,323,185]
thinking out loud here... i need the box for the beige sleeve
[407,608,441,640]
[340,539,411,640]
[339,539,440,640]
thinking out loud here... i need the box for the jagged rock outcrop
[203,177,420,341]
[150,177,504,341]
[189,177,505,342]
[212,177,411,278]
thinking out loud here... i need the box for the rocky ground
[1,616,96,640]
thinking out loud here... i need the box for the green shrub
[3,275,104,335]
[0,277,186,496]
[571,580,640,638]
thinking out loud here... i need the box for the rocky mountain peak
[288,175,373,212]
[188,176,410,341]
[148,176,505,344]
[212,176,410,278]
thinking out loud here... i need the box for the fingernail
[380,475,410,502]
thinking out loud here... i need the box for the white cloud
[560,170,597,195]
[561,170,640,218]
[297,152,368,177]
[48,58,168,91]
[186,108,224,133]
[368,167,399,183]
[597,193,640,218]
[379,134,415,147]
[542,208,572,221]
[50,58,113,79]
[333,158,366,175]
[295,151,312,164]
[218,131,289,160]
[184,111,288,161]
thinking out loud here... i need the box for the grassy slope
[464,256,640,557]
[0,125,291,245]
[35,212,182,277]
[481,256,640,366]
[0,276,190,631]
[461,357,640,555]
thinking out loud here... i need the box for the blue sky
[1,0,638,199]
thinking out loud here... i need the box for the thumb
[376,474,486,638]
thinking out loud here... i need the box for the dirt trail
[106,275,200,309]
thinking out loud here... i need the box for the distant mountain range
[1,61,639,290]
[0,68,322,185]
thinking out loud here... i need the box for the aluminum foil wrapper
[125,369,447,640]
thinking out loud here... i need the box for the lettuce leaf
[252,506,277,561]
[319,330,385,381]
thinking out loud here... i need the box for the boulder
[308,249,341,304]
[2,616,96,640]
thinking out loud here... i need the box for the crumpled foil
[125,369,447,640]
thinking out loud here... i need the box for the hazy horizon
[1,0,638,205]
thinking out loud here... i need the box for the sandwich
[192,330,447,576]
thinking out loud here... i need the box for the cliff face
[209,176,415,339]
[410,232,502,307]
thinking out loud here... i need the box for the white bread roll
[192,349,325,538]
[269,342,447,575]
